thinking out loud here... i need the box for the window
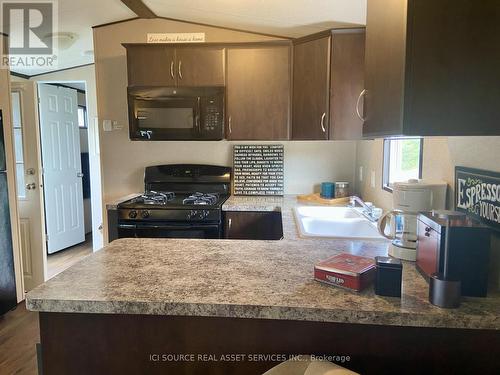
[78,106,87,128]
[11,91,26,199]
[383,138,423,191]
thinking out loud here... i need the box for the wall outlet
[370,170,376,188]
[103,120,113,132]
[359,166,364,182]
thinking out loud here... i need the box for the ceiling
[9,0,366,76]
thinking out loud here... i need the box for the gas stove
[115,165,231,239]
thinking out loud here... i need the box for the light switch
[370,170,376,188]
[112,120,123,130]
[103,120,112,132]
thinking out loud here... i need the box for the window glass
[383,138,423,190]
[11,91,26,199]
[78,106,87,128]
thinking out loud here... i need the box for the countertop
[27,195,500,330]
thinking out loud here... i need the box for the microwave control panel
[202,96,223,133]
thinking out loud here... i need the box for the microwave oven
[127,86,224,141]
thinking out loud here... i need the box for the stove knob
[141,210,150,219]
[129,210,138,219]
[188,210,197,219]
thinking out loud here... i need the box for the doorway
[9,79,102,291]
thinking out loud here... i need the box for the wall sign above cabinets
[233,145,284,196]
[146,33,206,43]
[455,166,500,232]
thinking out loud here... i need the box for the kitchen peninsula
[27,196,500,374]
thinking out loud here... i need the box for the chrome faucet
[349,196,380,222]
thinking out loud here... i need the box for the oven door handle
[118,224,137,229]
[134,224,211,231]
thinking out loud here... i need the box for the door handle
[77,173,84,178]
[178,60,183,80]
[170,61,175,79]
[356,89,367,122]
[26,182,36,190]
[320,112,326,133]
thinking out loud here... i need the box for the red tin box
[314,253,376,292]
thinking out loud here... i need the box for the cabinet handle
[228,116,232,134]
[170,61,175,79]
[178,60,183,80]
[356,89,367,122]
[320,113,326,133]
[228,218,232,230]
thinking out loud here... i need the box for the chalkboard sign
[233,145,284,196]
[455,166,500,232]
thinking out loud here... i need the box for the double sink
[293,206,387,241]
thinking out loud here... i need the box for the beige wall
[93,18,358,202]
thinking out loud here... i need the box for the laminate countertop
[27,196,500,330]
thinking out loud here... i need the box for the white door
[11,82,46,290]
[38,84,85,254]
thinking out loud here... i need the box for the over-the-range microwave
[127,86,224,141]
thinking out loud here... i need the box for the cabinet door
[363,0,407,137]
[226,46,290,140]
[292,36,330,140]
[126,45,176,86]
[224,211,283,240]
[175,47,225,87]
[330,32,365,140]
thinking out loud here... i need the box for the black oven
[128,86,224,141]
[118,222,222,239]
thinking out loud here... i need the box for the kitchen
[1,1,500,374]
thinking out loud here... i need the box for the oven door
[118,222,221,239]
[129,95,201,141]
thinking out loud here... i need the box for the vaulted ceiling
[8,0,366,76]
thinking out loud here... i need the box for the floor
[47,233,93,279]
[0,303,39,375]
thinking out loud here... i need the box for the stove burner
[140,191,175,205]
[182,192,219,206]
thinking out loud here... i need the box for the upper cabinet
[292,36,331,140]
[226,44,291,140]
[363,0,500,137]
[126,45,176,86]
[175,47,225,87]
[125,44,225,87]
[292,30,365,140]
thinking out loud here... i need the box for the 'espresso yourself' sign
[455,166,500,231]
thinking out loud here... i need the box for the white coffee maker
[378,180,447,261]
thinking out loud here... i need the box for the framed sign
[147,33,205,43]
[233,145,284,196]
[455,166,500,231]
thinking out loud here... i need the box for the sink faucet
[349,196,380,222]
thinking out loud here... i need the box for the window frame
[382,137,424,193]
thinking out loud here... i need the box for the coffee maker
[378,180,447,261]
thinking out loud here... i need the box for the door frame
[35,80,103,254]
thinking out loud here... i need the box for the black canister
[375,256,403,297]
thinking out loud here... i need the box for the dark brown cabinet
[125,44,225,87]
[363,0,500,137]
[175,47,225,86]
[292,30,365,140]
[292,36,330,140]
[226,44,291,140]
[223,211,283,240]
[126,45,176,86]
